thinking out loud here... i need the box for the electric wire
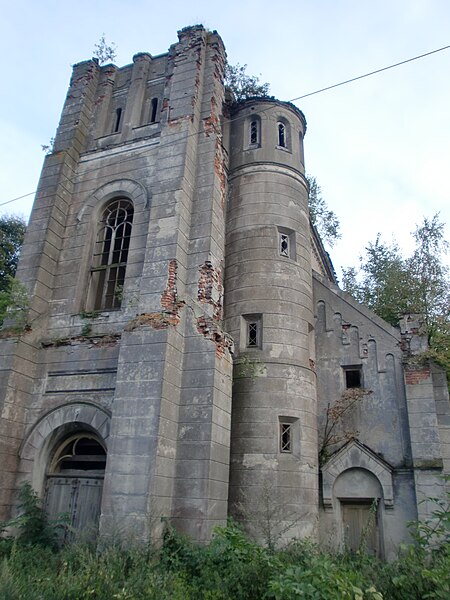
[2,42,450,211]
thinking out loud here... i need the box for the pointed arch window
[249,116,261,147]
[88,198,134,310]
[277,122,286,148]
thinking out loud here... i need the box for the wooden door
[45,476,103,542]
[342,502,379,555]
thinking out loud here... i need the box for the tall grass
[0,482,448,599]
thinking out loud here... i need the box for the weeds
[0,485,449,599]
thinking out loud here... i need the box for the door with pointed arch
[45,433,106,542]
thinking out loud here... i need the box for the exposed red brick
[405,368,431,384]
[125,259,185,332]
[214,139,226,209]
[196,316,233,358]
[198,261,223,321]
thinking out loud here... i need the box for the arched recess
[76,179,149,224]
[19,402,110,494]
[19,403,111,540]
[74,179,149,312]
[322,440,392,557]
[321,439,393,509]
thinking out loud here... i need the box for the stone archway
[45,432,107,541]
[19,403,111,538]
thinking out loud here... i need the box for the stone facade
[0,26,448,558]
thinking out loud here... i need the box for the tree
[307,175,341,248]
[342,214,450,383]
[224,63,270,102]
[93,34,117,65]
[341,234,411,326]
[407,214,449,333]
[0,214,26,292]
[0,214,27,328]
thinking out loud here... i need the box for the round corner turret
[229,98,306,175]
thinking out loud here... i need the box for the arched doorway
[45,433,106,541]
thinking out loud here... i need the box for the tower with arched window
[0,26,448,557]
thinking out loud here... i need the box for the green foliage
[342,214,450,385]
[407,214,450,334]
[234,354,266,380]
[0,482,65,550]
[93,33,117,65]
[0,214,28,329]
[0,214,26,292]
[160,520,274,599]
[224,63,270,102]
[0,505,449,599]
[307,175,341,248]
[0,276,30,330]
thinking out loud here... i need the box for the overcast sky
[1,0,449,278]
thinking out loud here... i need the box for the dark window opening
[247,322,258,347]
[250,120,259,145]
[90,198,134,310]
[278,122,286,147]
[114,108,122,133]
[54,437,107,473]
[280,423,292,453]
[150,98,158,123]
[280,233,289,257]
[345,368,362,388]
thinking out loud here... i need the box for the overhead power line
[288,43,450,102]
[0,191,37,208]
[2,42,450,210]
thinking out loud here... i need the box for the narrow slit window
[280,233,289,257]
[280,422,292,453]
[278,122,286,148]
[247,322,258,347]
[250,120,259,145]
[150,98,158,123]
[113,108,122,133]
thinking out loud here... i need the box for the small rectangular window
[344,367,362,388]
[241,314,262,350]
[277,228,295,260]
[280,233,289,257]
[280,422,292,453]
[247,321,259,347]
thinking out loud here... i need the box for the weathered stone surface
[0,26,448,556]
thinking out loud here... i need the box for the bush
[0,492,449,599]
[0,482,65,550]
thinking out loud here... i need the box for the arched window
[88,198,134,310]
[277,121,286,148]
[249,117,261,146]
[51,435,107,474]
[150,97,158,123]
[45,433,106,542]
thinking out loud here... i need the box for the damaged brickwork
[41,334,120,348]
[196,316,234,358]
[202,97,227,210]
[125,259,185,331]
[405,367,432,385]
[198,261,223,321]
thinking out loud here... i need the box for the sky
[1,0,449,279]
